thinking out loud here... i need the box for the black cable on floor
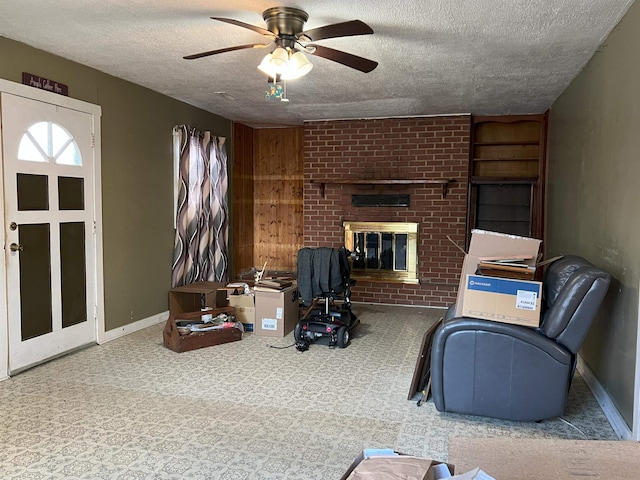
[267,343,296,349]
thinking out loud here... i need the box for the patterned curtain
[171,125,228,287]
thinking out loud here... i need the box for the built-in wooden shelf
[311,178,455,198]
[468,113,548,247]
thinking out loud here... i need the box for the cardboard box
[340,451,454,480]
[254,286,299,337]
[448,437,640,480]
[455,230,542,326]
[228,293,255,332]
[169,281,226,317]
[461,274,542,327]
[216,286,244,307]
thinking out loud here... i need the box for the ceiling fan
[183,7,378,78]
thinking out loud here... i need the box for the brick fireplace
[303,116,471,307]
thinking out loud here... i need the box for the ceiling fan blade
[210,17,276,38]
[184,43,270,60]
[301,20,373,42]
[307,44,378,73]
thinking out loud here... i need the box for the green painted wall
[547,4,639,428]
[0,37,232,330]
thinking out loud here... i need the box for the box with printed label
[461,273,542,328]
[254,286,299,337]
[228,293,255,332]
[454,229,542,320]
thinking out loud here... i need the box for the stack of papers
[476,256,536,280]
[254,278,293,290]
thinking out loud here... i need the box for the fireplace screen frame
[343,221,419,284]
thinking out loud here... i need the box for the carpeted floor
[0,304,618,479]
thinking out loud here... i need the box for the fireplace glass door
[344,222,418,284]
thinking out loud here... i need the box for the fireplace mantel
[310,178,455,198]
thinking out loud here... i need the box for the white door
[1,92,97,373]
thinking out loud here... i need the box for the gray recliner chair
[430,255,611,421]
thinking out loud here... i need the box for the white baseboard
[98,311,169,344]
[576,355,633,440]
[352,301,448,309]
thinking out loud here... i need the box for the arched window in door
[17,121,82,166]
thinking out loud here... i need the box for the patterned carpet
[0,304,618,479]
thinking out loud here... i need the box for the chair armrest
[434,317,571,364]
[443,303,457,322]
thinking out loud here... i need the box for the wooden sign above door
[22,72,68,96]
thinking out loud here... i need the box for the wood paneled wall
[231,123,255,276]
[231,124,304,278]
[253,127,304,272]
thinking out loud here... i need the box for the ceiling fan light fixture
[282,51,313,80]
[257,53,278,77]
[258,47,290,77]
[270,47,289,69]
[258,48,313,80]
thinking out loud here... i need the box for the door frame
[0,78,104,380]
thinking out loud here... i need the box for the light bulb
[282,51,313,80]
[257,53,277,78]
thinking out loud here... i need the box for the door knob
[9,243,23,252]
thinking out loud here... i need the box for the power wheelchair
[294,246,359,349]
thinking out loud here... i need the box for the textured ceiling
[0,1,634,125]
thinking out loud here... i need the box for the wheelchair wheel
[337,326,350,348]
[294,322,303,342]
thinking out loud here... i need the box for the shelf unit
[311,178,455,198]
[467,114,548,246]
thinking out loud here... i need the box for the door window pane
[56,142,82,165]
[17,173,49,211]
[17,131,46,162]
[52,123,71,157]
[18,224,52,340]
[58,176,85,210]
[17,121,82,166]
[60,222,87,328]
